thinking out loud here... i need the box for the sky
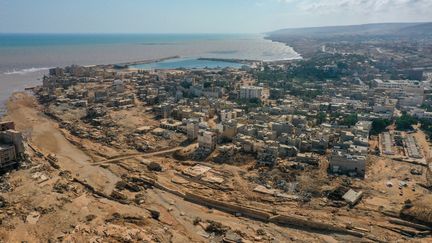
[1,0,432,33]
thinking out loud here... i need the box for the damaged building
[0,121,24,172]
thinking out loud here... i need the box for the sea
[0,33,300,114]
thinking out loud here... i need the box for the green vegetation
[255,53,369,84]
[340,113,358,127]
[203,81,212,89]
[289,87,323,101]
[419,118,432,138]
[256,67,288,83]
[316,112,327,125]
[236,98,262,112]
[395,113,418,131]
[420,104,432,112]
[293,110,308,116]
[180,80,192,89]
[370,118,392,135]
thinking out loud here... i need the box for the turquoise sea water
[0,33,247,48]
[0,33,300,110]
[131,58,245,70]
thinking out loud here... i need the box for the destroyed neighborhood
[1,56,432,242]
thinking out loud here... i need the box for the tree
[180,80,192,89]
[370,118,392,135]
[395,114,418,131]
[249,97,261,104]
[340,113,358,127]
[236,98,262,112]
[420,104,432,112]
[316,112,327,125]
[419,118,432,138]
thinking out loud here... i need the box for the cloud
[296,0,432,14]
[270,0,432,14]
[262,0,432,28]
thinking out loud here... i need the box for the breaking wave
[4,67,52,75]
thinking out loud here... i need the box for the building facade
[239,86,263,100]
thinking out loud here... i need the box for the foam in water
[4,67,53,75]
[0,34,301,112]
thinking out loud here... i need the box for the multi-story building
[217,120,238,140]
[329,150,366,177]
[186,119,199,140]
[329,121,371,178]
[220,110,237,122]
[239,86,263,100]
[0,121,24,171]
[198,130,217,152]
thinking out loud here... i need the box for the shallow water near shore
[131,57,246,70]
[0,33,300,110]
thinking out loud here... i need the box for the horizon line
[2,21,431,35]
[0,32,260,35]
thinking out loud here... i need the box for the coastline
[2,48,431,241]
[0,53,296,115]
[264,34,317,59]
[0,34,301,114]
[197,57,260,64]
[111,55,181,68]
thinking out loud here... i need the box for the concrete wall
[329,153,366,176]
[269,215,364,237]
[184,192,271,221]
[138,175,365,238]
[0,146,16,166]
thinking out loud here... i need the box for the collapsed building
[0,121,24,172]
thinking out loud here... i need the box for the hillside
[269,22,432,38]
[267,22,432,58]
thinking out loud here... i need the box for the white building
[375,80,426,104]
[408,107,432,120]
[400,95,424,107]
[239,86,263,100]
[375,79,425,91]
[113,79,124,93]
[329,150,366,177]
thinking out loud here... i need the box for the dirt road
[95,146,187,165]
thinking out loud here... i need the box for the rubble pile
[325,186,349,201]
[105,213,147,226]
[52,180,79,194]
[0,176,12,193]
[201,220,248,242]
[147,162,163,172]
[212,150,254,165]
[296,174,329,197]
[205,220,229,235]
[0,195,7,208]
[62,223,161,242]
[247,166,298,192]
[2,55,432,241]
[115,180,142,193]
[401,199,432,227]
